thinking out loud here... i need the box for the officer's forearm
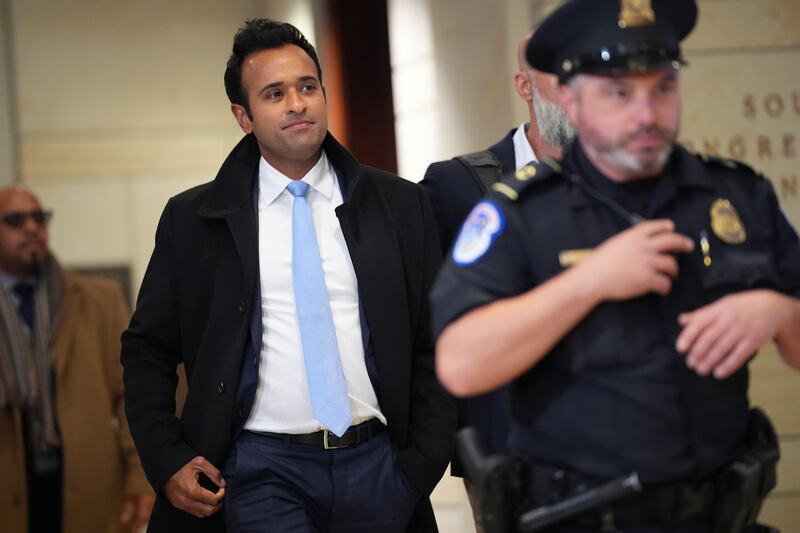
[436,263,605,396]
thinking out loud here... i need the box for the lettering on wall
[782,176,798,199]
[681,91,799,202]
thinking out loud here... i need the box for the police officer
[431,0,800,531]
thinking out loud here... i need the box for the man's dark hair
[224,19,323,116]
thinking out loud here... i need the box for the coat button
[239,406,248,418]
[237,301,246,313]
[217,381,225,394]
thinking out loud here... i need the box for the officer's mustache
[624,125,675,144]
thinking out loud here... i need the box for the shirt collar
[564,140,715,215]
[258,150,335,205]
[512,122,538,171]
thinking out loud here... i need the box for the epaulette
[491,156,564,202]
[695,152,765,180]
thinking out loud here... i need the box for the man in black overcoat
[122,18,454,533]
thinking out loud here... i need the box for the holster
[713,408,780,533]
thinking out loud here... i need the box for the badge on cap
[453,201,505,265]
[710,198,746,244]
[619,0,656,29]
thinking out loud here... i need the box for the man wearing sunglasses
[0,186,153,533]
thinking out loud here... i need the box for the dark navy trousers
[223,430,419,532]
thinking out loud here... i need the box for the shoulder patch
[696,152,765,180]
[491,157,564,202]
[452,200,505,265]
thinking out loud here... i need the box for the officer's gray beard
[584,124,677,179]
[532,86,575,151]
[600,144,673,178]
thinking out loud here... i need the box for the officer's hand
[580,219,694,301]
[163,456,226,518]
[676,289,791,379]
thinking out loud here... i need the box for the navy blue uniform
[431,140,800,484]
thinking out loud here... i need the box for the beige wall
[0,0,17,185]
[11,0,315,291]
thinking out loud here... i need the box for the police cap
[527,0,697,83]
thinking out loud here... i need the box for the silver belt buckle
[323,429,347,450]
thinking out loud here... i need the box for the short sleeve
[770,188,800,298]
[430,198,533,337]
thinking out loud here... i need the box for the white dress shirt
[512,122,539,171]
[244,151,385,434]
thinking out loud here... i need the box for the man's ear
[515,70,533,103]
[231,104,253,134]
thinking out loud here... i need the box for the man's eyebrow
[258,80,284,94]
[258,75,318,94]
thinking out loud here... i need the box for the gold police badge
[710,199,746,244]
[618,0,656,29]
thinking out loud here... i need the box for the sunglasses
[0,209,53,228]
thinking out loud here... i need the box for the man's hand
[120,492,155,531]
[163,456,226,518]
[676,289,792,379]
[579,219,694,301]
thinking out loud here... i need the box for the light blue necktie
[287,180,352,437]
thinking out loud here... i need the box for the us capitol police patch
[453,200,505,265]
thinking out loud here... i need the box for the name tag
[558,248,593,267]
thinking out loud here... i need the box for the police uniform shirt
[430,140,800,483]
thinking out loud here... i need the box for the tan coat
[0,272,151,533]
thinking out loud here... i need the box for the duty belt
[524,461,715,528]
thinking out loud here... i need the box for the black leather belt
[257,419,385,450]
